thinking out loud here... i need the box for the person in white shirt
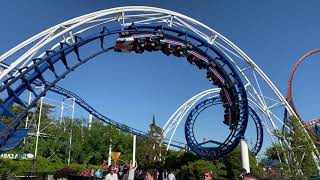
[168,171,176,180]
[162,169,168,180]
[105,169,118,180]
[127,162,138,180]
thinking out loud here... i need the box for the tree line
[3,101,300,179]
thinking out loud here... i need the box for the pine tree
[144,114,165,167]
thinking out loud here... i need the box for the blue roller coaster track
[47,82,187,149]
[0,24,248,159]
[185,97,263,158]
[0,63,187,149]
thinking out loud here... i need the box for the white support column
[60,102,64,124]
[132,135,136,165]
[67,98,75,165]
[34,86,44,158]
[108,139,112,166]
[240,139,250,173]
[88,114,93,129]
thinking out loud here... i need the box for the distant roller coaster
[0,6,317,161]
[287,48,320,145]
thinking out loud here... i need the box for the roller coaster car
[145,37,157,52]
[210,61,217,68]
[155,32,164,38]
[186,51,209,69]
[223,112,237,130]
[133,45,144,54]
[114,36,135,52]
[115,33,157,52]
[159,39,185,56]
[206,70,223,87]
[221,93,239,129]
[193,59,206,69]
[161,44,175,56]
[186,42,193,50]
[223,108,235,128]
[206,73,213,81]
[187,55,196,65]
[220,94,227,105]
[173,46,186,57]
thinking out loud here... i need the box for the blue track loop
[0,25,248,158]
[185,97,263,158]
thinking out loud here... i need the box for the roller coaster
[286,48,320,146]
[0,6,317,162]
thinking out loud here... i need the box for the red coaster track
[287,48,320,128]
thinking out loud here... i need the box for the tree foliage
[1,103,263,179]
[264,116,319,178]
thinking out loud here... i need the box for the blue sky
[1,0,320,155]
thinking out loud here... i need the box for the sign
[111,152,121,164]
[0,153,34,160]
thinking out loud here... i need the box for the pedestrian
[167,171,176,180]
[91,169,95,177]
[128,162,138,180]
[101,160,108,170]
[162,169,168,180]
[105,168,119,180]
[239,168,247,179]
[203,171,213,180]
[145,169,156,180]
[80,167,91,177]
[135,169,145,180]
[123,160,130,174]
[241,173,259,180]
[95,169,103,178]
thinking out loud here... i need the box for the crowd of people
[80,160,280,180]
[80,160,132,179]
[80,160,176,180]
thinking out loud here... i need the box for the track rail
[184,97,263,158]
[286,48,320,140]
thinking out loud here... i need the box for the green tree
[179,159,219,180]
[266,116,318,179]
[138,115,165,168]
